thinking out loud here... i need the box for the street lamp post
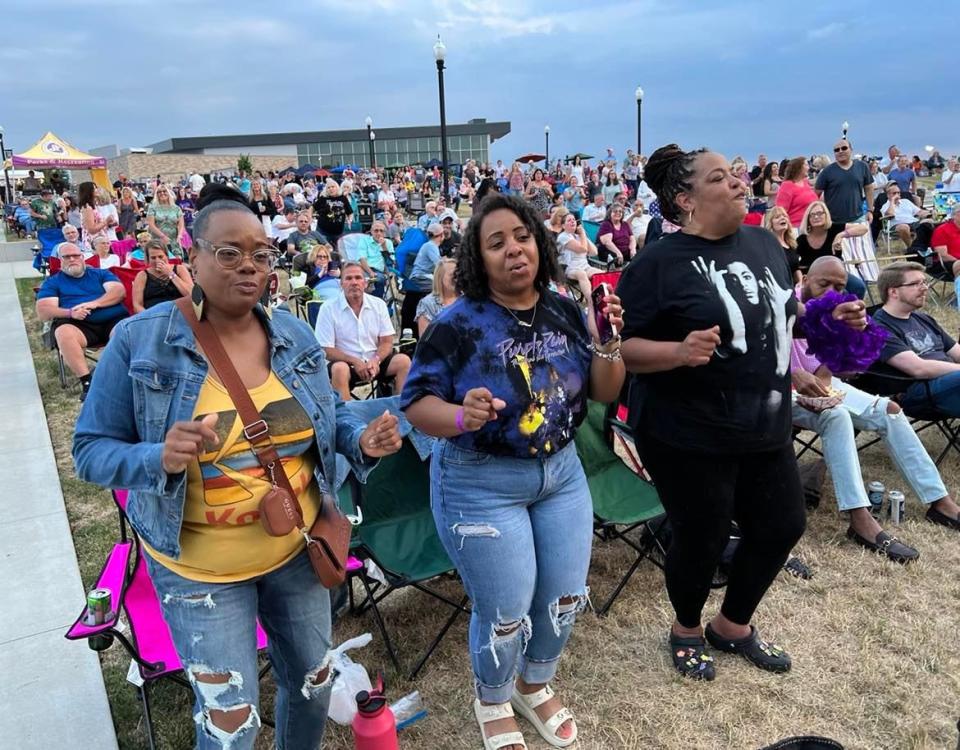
[365,116,376,170]
[635,87,644,155]
[842,120,849,139]
[433,36,450,205]
[0,127,12,205]
[544,125,550,171]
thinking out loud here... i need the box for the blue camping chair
[33,227,65,275]
[394,227,427,286]
[582,220,601,245]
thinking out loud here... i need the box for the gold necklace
[497,297,539,328]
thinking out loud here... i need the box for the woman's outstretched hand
[360,410,403,457]
[832,299,867,331]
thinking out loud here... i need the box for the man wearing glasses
[869,262,960,431]
[815,139,874,229]
[35,243,128,401]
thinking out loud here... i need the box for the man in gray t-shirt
[815,138,874,226]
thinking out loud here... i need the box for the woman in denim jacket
[73,186,401,750]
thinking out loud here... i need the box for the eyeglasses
[195,239,279,270]
[896,280,928,289]
[833,146,849,153]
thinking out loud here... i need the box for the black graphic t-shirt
[400,292,592,458]
[313,195,351,236]
[618,226,798,454]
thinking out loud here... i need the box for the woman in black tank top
[132,240,194,313]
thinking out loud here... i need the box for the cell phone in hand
[591,282,617,345]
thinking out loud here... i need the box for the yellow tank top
[145,372,321,582]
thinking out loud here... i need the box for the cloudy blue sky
[5,0,958,164]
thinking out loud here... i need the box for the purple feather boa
[800,290,887,373]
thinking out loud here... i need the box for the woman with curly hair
[402,194,624,750]
[523,168,554,219]
[617,144,866,682]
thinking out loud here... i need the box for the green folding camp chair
[341,438,469,679]
[576,401,666,616]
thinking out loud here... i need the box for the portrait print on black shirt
[618,226,798,453]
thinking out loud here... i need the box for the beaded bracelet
[588,340,623,361]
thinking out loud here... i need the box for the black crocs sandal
[705,624,791,673]
[668,632,716,681]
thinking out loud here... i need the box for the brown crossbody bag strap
[175,298,350,587]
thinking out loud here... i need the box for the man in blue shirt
[888,155,922,207]
[399,223,444,334]
[36,243,128,400]
[409,223,443,292]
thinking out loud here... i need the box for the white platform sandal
[474,699,528,750]
[510,684,578,748]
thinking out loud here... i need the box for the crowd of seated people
[25,142,960,750]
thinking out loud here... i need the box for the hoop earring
[687,208,695,226]
[191,284,205,320]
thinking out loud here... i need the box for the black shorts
[52,315,125,348]
[328,352,397,389]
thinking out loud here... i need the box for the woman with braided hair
[616,144,866,681]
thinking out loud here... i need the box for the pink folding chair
[65,490,271,750]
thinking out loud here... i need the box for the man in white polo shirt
[314,261,410,400]
[880,181,931,247]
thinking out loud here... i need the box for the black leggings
[638,436,806,629]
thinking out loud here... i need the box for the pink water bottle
[352,673,399,750]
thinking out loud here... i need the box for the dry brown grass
[17,247,960,750]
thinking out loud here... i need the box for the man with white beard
[35,243,127,400]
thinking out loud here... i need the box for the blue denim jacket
[73,301,377,559]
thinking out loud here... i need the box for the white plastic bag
[327,633,374,725]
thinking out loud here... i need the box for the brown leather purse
[175,298,352,588]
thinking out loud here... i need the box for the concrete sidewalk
[0,262,118,748]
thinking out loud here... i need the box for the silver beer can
[887,490,905,525]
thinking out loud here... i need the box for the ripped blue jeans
[145,549,332,750]
[431,440,593,704]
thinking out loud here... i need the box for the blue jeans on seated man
[368,269,386,299]
[900,370,960,417]
[145,549,332,750]
[430,440,592,705]
[792,377,947,512]
[845,273,866,299]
